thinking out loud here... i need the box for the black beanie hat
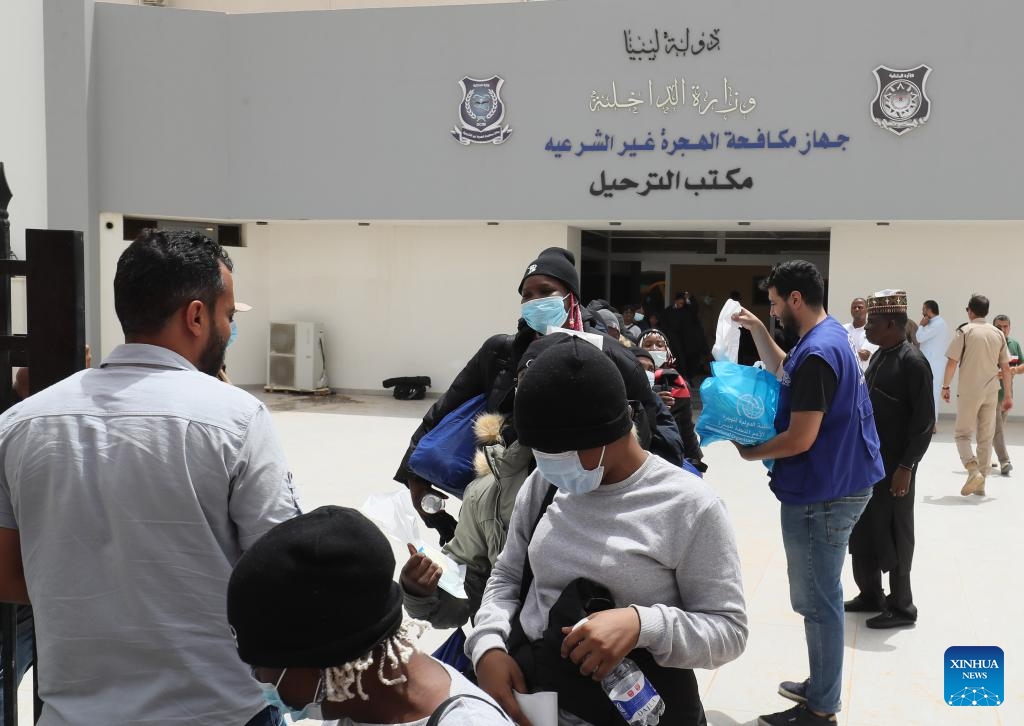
[514,335,632,453]
[227,506,404,668]
[632,347,655,366]
[518,247,581,301]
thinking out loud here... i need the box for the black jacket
[395,322,685,485]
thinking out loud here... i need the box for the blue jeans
[780,488,871,714]
[0,606,35,719]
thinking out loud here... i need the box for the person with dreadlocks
[394,247,683,545]
[227,505,511,726]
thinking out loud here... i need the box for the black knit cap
[631,347,655,366]
[227,506,404,668]
[514,335,632,453]
[518,247,581,300]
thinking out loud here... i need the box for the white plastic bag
[360,490,468,599]
[711,299,742,363]
[544,326,605,349]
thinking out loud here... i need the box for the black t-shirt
[789,354,838,413]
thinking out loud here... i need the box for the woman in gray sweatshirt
[467,335,748,726]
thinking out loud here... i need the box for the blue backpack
[408,393,488,497]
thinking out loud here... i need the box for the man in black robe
[846,289,934,629]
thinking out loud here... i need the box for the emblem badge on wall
[871,65,932,136]
[451,76,513,145]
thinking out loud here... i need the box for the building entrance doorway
[579,228,830,376]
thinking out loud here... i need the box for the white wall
[0,0,48,258]
[99,218,570,391]
[1,0,48,336]
[829,221,1024,417]
[98,213,125,360]
[244,222,568,390]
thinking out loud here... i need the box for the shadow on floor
[920,495,991,507]
[850,623,902,652]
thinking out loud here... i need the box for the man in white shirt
[844,297,878,372]
[0,230,301,726]
[916,299,951,429]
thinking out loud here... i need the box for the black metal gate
[0,162,86,724]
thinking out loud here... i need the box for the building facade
[4,0,1022,407]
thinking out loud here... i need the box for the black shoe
[778,678,809,703]
[843,594,885,612]
[758,704,837,725]
[865,610,916,629]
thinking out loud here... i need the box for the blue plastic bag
[409,393,487,498]
[696,362,780,447]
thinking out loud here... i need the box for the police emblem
[451,76,513,145]
[871,65,932,135]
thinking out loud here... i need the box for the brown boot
[961,469,985,496]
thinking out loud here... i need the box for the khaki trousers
[993,405,1010,465]
[955,388,999,475]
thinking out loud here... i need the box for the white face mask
[649,350,668,367]
[645,370,656,387]
[533,447,606,495]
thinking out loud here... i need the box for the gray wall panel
[95,4,230,217]
[93,0,1021,220]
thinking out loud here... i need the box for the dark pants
[244,705,284,726]
[852,556,917,620]
[0,606,35,722]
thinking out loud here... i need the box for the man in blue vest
[731,260,885,726]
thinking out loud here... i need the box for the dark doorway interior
[580,229,830,375]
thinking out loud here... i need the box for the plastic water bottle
[420,493,445,514]
[601,658,665,725]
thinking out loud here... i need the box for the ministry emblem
[871,65,932,136]
[451,76,513,145]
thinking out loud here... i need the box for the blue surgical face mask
[645,370,656,387]
[228,320,238,347]
[521,294,569,334]
[254,668,324,721]
[634,313,644,322]
[649,350,667,368]
[533,446,606,495]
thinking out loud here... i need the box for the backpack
[383,376,432,400]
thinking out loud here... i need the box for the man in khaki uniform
[942,294,1014,496]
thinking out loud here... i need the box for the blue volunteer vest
[770,316,884,504]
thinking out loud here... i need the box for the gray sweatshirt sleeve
[464,474,541,666]
[632,499,748,669]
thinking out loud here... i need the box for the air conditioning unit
[267,321,328,392]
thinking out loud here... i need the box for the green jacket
[999,337,1022,401]
[403,414,533,628]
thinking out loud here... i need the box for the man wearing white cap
[219,301,252,383]
[847,290,933,629]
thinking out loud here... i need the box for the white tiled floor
[16,394,1022,725]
